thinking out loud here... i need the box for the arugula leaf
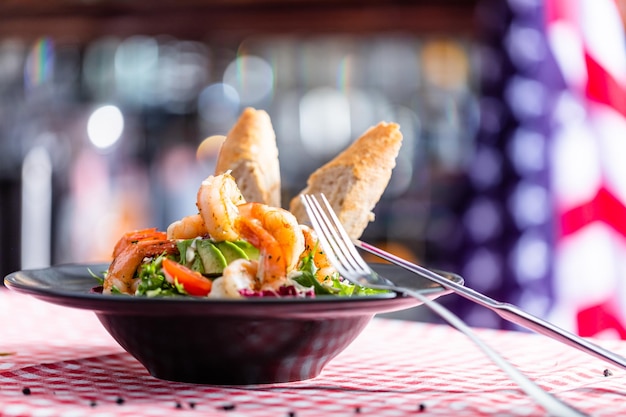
[110,286,123,295]
[135,254,188,297]
[88,268,105,285]
[292,271,336,295]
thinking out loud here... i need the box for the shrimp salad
[101,172,385,299]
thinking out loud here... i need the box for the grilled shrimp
[299,224,336,281]
[112,228,167,259]
[166,213,207,239]
[104,239,177,295]
[168,172,306,292]
[197,172,246,241]
[236,202,305,289]
[210,258,258,298]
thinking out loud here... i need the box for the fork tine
[302,194,365,277]
[300,195,341,272]
[308,196,356,272]
[318,194,370,272]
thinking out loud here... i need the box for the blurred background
[2,0,626,338]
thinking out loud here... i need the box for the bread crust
[289,122,403,239]
[215,108,281,208]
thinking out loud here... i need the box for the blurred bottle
[0,177,21,281]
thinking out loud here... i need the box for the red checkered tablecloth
[1,288,625,416]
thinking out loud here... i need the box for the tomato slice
[162,258,212,296]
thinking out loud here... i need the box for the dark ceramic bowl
[4,262,462,385]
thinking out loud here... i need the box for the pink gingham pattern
[1,288,624,416]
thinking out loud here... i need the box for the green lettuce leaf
[293,249,388,296]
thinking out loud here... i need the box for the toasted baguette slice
[289,122,403,239]
[215,108,281,207]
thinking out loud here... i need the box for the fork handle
[355,239,626,371]
[495,303,626,369]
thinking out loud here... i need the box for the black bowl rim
[4,262,462,318]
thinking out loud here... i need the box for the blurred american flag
[443,0,626,338]
[546,0,626,339]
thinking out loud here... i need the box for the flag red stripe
[560,186,626,237]
[585,52,626,117]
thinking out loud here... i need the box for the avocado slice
[190,252,205,273]
[232,240,260,260]
[216,241,249,263]
[196,240,227,274]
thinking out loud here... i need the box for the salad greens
[135,253,187,297]
[292,250,387,296]
[103,237,389,298]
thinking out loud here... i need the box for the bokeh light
[87,105,124,150]
[299,87,351,159]
[114,36,159,106]
[223,55,274,105]
[197,135,226,161]
[24,37,54,89]
[198,83,240,128]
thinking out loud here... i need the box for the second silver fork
[301,194,589,417]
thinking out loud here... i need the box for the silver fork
[301,194,589,417]
[303,194,626,371]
